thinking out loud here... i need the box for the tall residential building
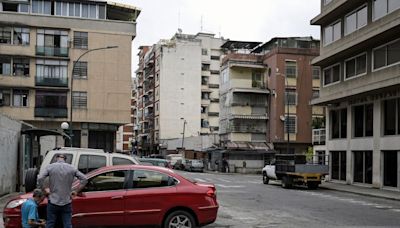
[135,32,224,156]
[0,0,140,152]
[311,0,400,189]
[218,37,320,172]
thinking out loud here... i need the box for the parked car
[139,158,172,168]
[185,159,204,172]
[24,147,140,192]
[4,165,219,228]
[166,154,185,170]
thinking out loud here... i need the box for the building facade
[135,32,224,156]
[311,0,400,189]
[0,0,140,152]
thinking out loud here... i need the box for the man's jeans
[46,202,72,228]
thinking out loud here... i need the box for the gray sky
[115,0,321,69]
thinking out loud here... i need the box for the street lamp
[277,72,290,154]
[68,46,118,146]
[61,122,71,145]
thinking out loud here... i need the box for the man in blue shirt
[21,189,46,228]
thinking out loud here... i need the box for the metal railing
[35,76,68,87]
[36,46,69,57]
[34,107,67,118]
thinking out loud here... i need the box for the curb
[319,185,400,201]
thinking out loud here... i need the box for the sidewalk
[320,181,400,201]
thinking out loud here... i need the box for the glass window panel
[354,105,364,137]
[340,151,347,181]
[82,4,88,18]
[324,26,333,45]
[373,46,386,69]
[69,3,74,16]
[356,54,367,75]
[373,0,388,20]
[32,0,40,13]
[365,104,374,137]
[84,171,126,192]
[341,108,347,138]
[55,2,61,15]
[333,21,341,41]
[98,5,105,19]
[388,0,400,13]
[19,4,29,13]
[365,151,373,184]
[357,6,368,28]
[333,65,340,82]
[62,2,68,16]
[384,99,396,135]
[89,4,96,18]
[353,151,364,183]
[43,1,51,15]
[387,40,400,65]
[346,59,356,78]
[331,152,339,180]
[75,3,80,17]
[331,110,339,138]
[345,12,357,35]
[324,68,331,85]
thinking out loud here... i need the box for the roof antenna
[178,9,181,31]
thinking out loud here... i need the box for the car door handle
[111,196,124,200]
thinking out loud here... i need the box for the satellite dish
[279,115,286,122]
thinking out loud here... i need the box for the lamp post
[181,119,187,150]
[68,46,118,147]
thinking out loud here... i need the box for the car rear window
[112,157,135,165]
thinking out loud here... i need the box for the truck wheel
[263,173,269,184]
[307,182,319,190]
[281,176,292,189]
[25,168,39,193]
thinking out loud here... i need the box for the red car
[3,165,218,228]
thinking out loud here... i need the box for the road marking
[216,178,231,183]
[215,184,244,188]
[194,178,207,182]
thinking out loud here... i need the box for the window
[0,89,11,106]
[82,3,88,18]
[285,61,297,78]
[323,64,340,85]
[19,4,30,13]
[383,151,398,187]
[345,6,367,35]
[285,116,296,134]
[13,28,30,45]
[73,32,88,49]
[132,170,175,188]
[285,89,297,106]
[50,153,73,164]
[201,63,210,71]
[201,92,209,100]
[202,76,209,85]
[353,151,373,184]
[323,21,341,46]
[211,55,219,60]
[0,27,11,44]
[345,53,367,79]
[31,0,51,15]
[373,39,400,70]
[312,67,320,79]
[331,108,347,139]
[373,0,400,21]
[12,58,29,76]
[73,61,88,79]
[331,151,347,181]
[201,119,209,128]
[312,90,320,99]
[383,98,400,135]
[12,89,28,107]
[252,71,264,88]
[78,155,107,174]
[98,5,106,19]
[201,106,207,114]
[36,29,69,57]
[112,157,134,165]
[84,171,127,192]
[72,91,87,109]
[353,104,373,137]
[0,57,11,75]
[202,48,208,55]
[36,59,68,81]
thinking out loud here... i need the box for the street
[176,171,400,228]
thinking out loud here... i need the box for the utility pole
[181,120,187,150]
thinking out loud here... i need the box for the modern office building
[311,0,400,189]
[0,0,140,152]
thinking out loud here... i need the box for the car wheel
[262,173,269,184]
[164,210,196,228]
[25,168,38,193]
[281,176,292,189]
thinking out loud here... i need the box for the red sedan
[3,165,218,228]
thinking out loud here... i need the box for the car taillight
[6,199,27,209]
[206,189,216,198]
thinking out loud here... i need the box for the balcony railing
[228,125,267,133]
[36,46,69,57]
[35,107,67,118]
[312,128,326,145]
[35,76,68,87]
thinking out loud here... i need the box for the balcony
[36,46,69,57]
[35,76,68,87]
[312,128,326,145]
[228,125,267,133]
[35,107,67,118]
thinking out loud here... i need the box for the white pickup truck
[262,154,329,189]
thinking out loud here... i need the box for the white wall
[0,115,22,196]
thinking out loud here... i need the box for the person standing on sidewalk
[21,189,46,228]
[37,154,88,228]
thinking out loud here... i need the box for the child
[21,189,46,228]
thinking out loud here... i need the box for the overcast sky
[115,0,321,69]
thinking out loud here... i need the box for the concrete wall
[0,115,22,196]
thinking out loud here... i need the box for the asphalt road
[176,171,400,228]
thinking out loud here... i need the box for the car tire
[307,182,319,190]
[25,168,39,193]
[281,176,292,189]
[262,173,269,184]
[164,210,196,228]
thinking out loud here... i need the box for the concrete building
[218,37,320,173]
[135,32,224,156]
[311,0,400,189]
[0,0,140,153]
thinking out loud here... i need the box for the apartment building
[218,37,320,172]
[135,32,224,156]
[0,0,140,153]
[311,0,400,189]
